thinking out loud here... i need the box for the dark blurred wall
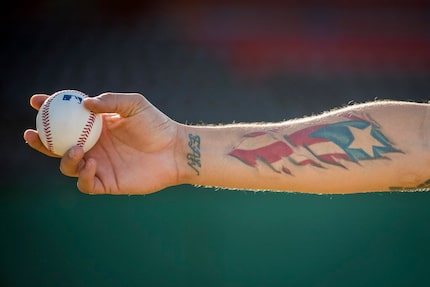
[2,1,430,286]
[3,0,430,176]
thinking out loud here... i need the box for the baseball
[36,90,103,156]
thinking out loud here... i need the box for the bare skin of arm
[24,92,430,195]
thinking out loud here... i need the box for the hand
[24,92,183,195]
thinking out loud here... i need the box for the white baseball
[36,90,103,156]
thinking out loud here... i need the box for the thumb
[84,92,149,117]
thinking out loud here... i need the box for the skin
[24,92,430,195]
[24,93,183,195]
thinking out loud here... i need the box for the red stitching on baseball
[77,112,97,148]
[41,96,55,152]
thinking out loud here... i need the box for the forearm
[176,100,430,194]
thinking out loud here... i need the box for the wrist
[175,124,202,185]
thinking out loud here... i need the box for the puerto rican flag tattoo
[229,114,401,175]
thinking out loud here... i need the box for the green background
[3,1,430,286]
[3,178,430,286]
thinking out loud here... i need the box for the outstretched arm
[179,100,430,193]
[25,93,430,194]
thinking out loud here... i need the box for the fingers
[30,94,49,110]
[59,146,85,177]
[25,94,53,156]
[84,92,149,117]
[60,148,101,195]
[27,92,103,195]
[23,129,60,158]
[76,158,98,195]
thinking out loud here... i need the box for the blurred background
[2,0,430,286]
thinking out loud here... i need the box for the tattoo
[229,113,402,175]
[390,178,430,191]
[187,134,201,175]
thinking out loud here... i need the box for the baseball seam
[77,112,97,148]
[41,96,55,152]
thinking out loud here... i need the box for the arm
[24,93,430,194]
[178,101,430,194]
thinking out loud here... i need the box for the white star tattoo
[348,125,385,157]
